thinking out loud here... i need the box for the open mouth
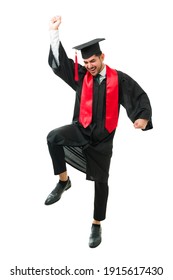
[89,68,96,74]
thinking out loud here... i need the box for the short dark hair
[95,51,102,57]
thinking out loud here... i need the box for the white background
[0,0,173,279]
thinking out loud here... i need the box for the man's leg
[89,181,109,248]
[47,124,88,176]
[45,142,71,205]
[45,124,88,205]
[94,181,109,221]
[47,142,67,176]
[59,171,68,181]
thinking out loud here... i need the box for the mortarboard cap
[73,38,105,59]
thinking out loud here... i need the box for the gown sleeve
[48,42,82,91]
[118,71,153,130]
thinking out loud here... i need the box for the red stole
[79,65,119,133]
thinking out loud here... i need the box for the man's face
[83,54,105,76]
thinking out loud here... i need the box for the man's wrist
[49,27,59,31]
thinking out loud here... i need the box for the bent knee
[47,129,57,143]
[47,127,65,145]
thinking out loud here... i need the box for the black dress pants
[94,181,108,221]
[47,125,109,221]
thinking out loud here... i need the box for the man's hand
[49,15,61,30]
[134,119,148,129]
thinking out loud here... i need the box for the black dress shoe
[45,178,71,205]
[89,224,102,248]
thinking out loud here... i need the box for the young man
[45,16,153,248]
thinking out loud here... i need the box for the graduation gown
[48,42,153,182]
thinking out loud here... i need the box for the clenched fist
[49,15,61,30]
[134,119,148,129]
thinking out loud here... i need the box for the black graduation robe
[48,42,153,182]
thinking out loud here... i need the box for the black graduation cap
[73,38,105,59]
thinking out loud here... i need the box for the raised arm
[48,16,77,91]
[49,16,61,65]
